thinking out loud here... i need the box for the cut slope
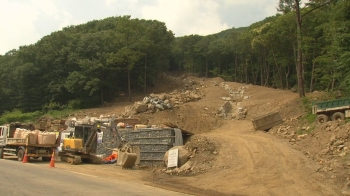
[73,75,342,195]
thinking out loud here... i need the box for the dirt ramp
[184,121,341,196]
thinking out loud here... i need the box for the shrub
[0,109,42,124]
[43,109,74,119]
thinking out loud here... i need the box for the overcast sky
[0,0,279,55]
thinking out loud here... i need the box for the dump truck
[58,118,137,168]
[0,123,59,161]
[312,97,350,124]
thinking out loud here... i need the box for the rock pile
[270,120,350,193]
[219,82,250,101]
[160,135,218,176]
[120,87,204,118]
[216,82,249,119]
[35,118,67,131]
[314,122,350,157]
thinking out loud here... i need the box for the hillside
[66,75,350,196]
[2,1,349,116]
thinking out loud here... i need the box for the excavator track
[61,155,82,165]
[69,156,81,165]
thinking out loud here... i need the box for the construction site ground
[46,76,350,196]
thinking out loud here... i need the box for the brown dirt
[54,75,350,196]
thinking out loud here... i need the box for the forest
[0,0,349,115]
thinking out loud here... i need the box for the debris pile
[120,87,204,118]
[217,101,248,120]
[219,82,250,101]
[160,135,218,176]
[35,117,67,131]
[215,82,249,119]
[270,119,350,191]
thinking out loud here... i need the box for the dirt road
[182,121,340,196]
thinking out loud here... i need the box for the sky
[0,0,279,55]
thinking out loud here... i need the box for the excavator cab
[63,125,93,151]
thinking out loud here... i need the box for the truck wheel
[316,114,329,124]
[332,112,345,121]
[17,149,24,162]
[0,148,3,159]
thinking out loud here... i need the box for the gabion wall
[119,128,176,166]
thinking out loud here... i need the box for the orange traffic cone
[22,149,28,163]
[49,151,55,168]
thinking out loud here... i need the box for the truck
[0,123,59,162]
[312,97,350,124]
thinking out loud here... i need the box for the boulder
[220,101,233,113]
[163,146,191,167]
[143,97,151,104]
[166,103,173,109]
[155,104,164,110]
[135,103,148,113]
[147,104,154,110]
[190,92,200,100]
[179,160,193,171]
[158,93,166,100]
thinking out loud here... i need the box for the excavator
[58,118,136,167]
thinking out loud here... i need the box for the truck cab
[0,125,9,158]
[0,125,9,147]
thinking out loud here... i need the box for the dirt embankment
[66,75,347,196]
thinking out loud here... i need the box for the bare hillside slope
[71,75,346,196]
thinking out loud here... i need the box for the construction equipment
[251,112,283,131]
[312,97,350,124]
[58,118,137,168]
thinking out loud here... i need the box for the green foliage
[219,73,233,81]
[0,109,42,124]
[301,96,317,123]
[43,109,75,120]
[0,16,174,114]
[42,102,66,112]
[304,114,317,123]
[301,97,312,113]
[67,99,83,109]
[296,125,315,135]
[209,67,220,76]
[0,108,75,124]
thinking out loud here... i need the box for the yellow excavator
[59,118,136,167]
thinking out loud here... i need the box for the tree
[194,35,216,77]
[294,0,306,97]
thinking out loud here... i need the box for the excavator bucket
[121,152,137,169]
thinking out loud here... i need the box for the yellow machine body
[63,138,83,149]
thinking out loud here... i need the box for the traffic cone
[49,151,55,168]
[22,149,28,163]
